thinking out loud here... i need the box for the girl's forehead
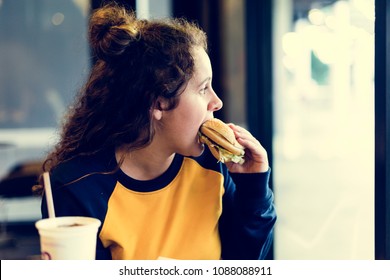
[192,48,212,79]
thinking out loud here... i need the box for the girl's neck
[115,145,175,181]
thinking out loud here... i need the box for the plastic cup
[35,216,101,260]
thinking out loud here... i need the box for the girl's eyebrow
[197,77,211,87]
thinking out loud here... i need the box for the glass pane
[220,0,246,125]
[0,0,90,129]
[0,0,90,222]
[273,0,374,259]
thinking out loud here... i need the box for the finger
[227,123,242,132]
[235,131,260,146]
[228,124,254,140]
[237,137,263,154]
[228,124,263,151]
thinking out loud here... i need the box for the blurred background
[0,0,385,260]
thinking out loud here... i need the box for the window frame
[374,0,390,260]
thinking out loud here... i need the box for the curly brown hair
[43,3,207,172]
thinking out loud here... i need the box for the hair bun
[89,5,139,62]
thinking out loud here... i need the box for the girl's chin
[184,142,205,158]
[178,138,206,157]
[196,143,206,157]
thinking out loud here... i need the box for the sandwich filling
[198,132,244,164]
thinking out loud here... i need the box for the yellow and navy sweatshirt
[41,148,276,260]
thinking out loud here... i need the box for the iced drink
[35,216,101,260]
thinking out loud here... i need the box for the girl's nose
[209,92,223,112]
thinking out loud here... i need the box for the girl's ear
[152,98,167,121]
[152,106,163,121]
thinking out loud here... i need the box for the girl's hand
[225,123,269,173]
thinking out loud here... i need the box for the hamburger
[198,118,245,164]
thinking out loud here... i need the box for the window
[273,0,375,259]
[0,0,90,221]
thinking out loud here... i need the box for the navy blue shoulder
[45,150,118,221]
[50,150,117,187]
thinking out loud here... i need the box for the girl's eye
[200,86,208,94]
